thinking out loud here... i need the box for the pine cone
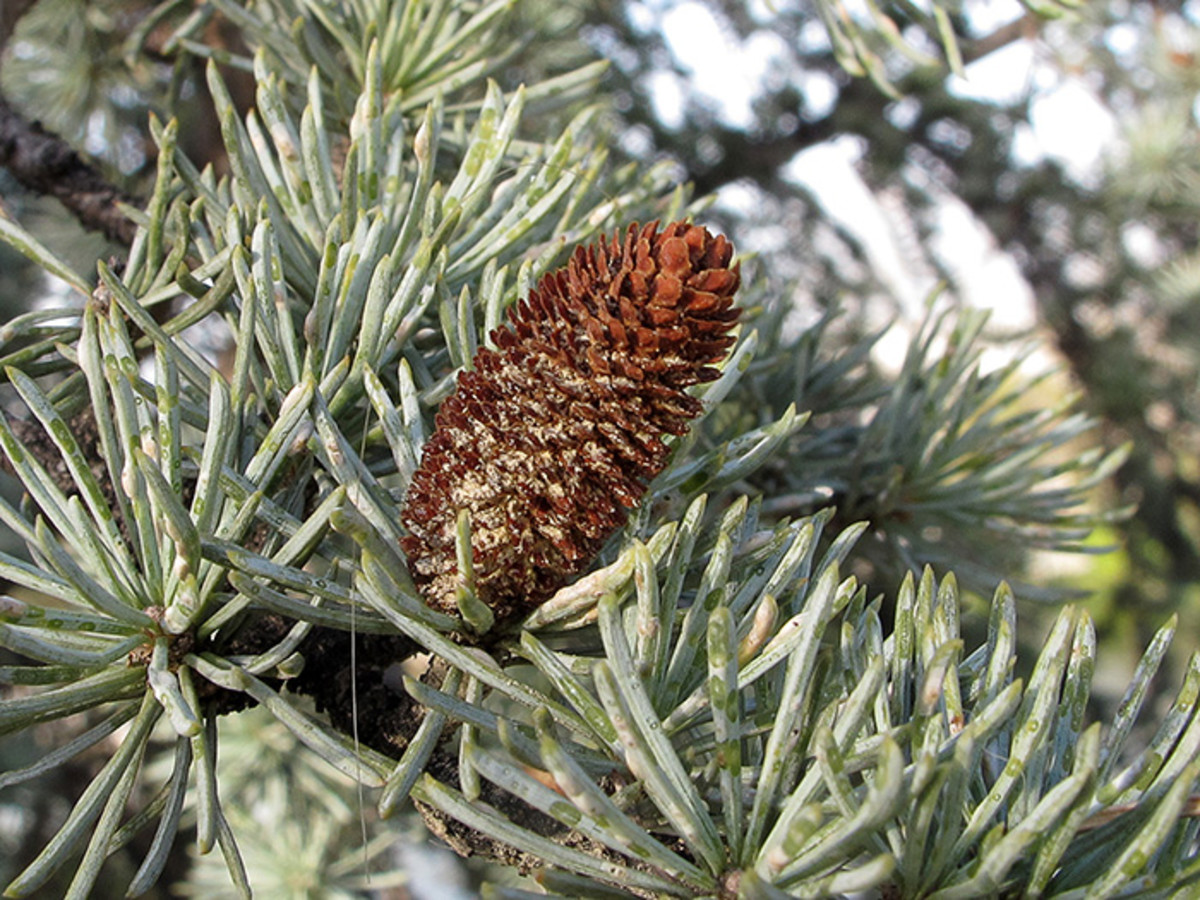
[400,220,741,622]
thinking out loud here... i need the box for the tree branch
[0,96,139,245]
[690,115,839,198]
[961,12,1042,65]
[1,0,138,246]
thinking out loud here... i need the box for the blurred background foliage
[563,0,1200,672]
[2,0,1199,895]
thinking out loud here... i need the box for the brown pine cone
[400,220,741,623]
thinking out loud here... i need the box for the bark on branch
[0,96,139,245]
[1,0,138,245]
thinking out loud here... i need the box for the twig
[0,0,139,245]
[0,96,139,245]
[1080,796,1200,832]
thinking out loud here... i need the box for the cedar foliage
[0,2,1197,898]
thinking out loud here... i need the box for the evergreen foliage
[0,1,1196,897]
[578,1,1200,640]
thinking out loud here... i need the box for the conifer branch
[0,2,1193,897]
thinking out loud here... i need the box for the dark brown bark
[0,0,138,246]
[0,96,138,246]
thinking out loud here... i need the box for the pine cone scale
[400,220,741,622]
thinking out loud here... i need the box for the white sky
[656,1,791,129]
[652,0,1120,340]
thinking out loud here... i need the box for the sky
[646,0,1120,344]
